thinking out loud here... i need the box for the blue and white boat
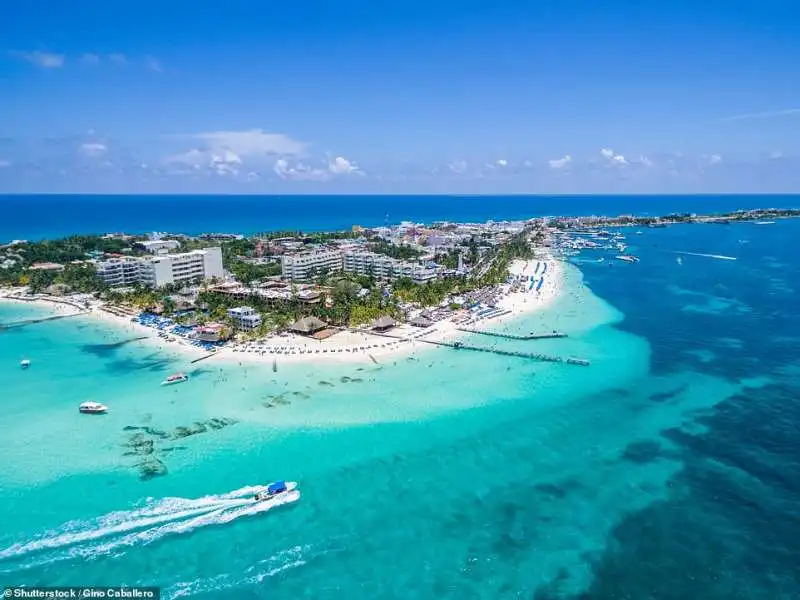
[254,480,298,502]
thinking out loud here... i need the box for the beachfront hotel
[281,249,343,281]
[226,306,262,330]
[343,250,440,284]
[96,247,224,288]
[281,247,440,284]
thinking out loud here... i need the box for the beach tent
[408,315,434,328]
[287,316,327,335]
[370,315,398,331]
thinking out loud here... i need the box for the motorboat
[161,372,189,386]
[79,401,108,414]
[615,255,640,263]
[254,480,298,502]
[20,359,30,369]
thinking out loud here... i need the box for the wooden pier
[0,312,87,330]
[456,328,567,341]
[190,353,217,364]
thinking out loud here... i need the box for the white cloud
[600,148,614,159]
[273,159,328,181]
[522,159,533,168]
[638,156,654,167]
[81,53,100,66]
[496,158,508,167]
[612,154,627,165]
[722,108,800,121]
[447,160,468,174]
[108,53,127,65]
[328,156,359,174]
[189,129,306,157]
[10,50,64,68]
[548,155,572,169]
[708,154,722,164]
[145,55,163,73]
[166,149,206,168]
[80,142,108,157]
[210,150,242,175]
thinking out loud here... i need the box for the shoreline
[0,258,564,367]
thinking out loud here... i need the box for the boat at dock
[20,359,30,369]
[161,372,189,386]
[79,401,108,414]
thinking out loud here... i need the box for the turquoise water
[2,220,800,598]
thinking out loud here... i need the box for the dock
[440,340,589,366]
[190,353,216,364]
[0,312,87,330]
[456,328,567,341]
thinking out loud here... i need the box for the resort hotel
[96,247,224,288]
[281,248,441,283]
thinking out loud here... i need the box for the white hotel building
[280,247,440,284]
[280,249,344,282]
[97,247,224,288]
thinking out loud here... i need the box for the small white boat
[20,359,30,369]
[161,372,189,386]
[79,401,108,414]
[755,221,775,225]
[254,480,298,502]
[615,255,640,263]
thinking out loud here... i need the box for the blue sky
[1,0,799,193]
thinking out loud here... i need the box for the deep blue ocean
[1,194,799,240]
[1,195,800,598]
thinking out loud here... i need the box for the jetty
[440,340,589,366]
[457,327,567,341]
[190,353,216,364]
[0,312,86,330]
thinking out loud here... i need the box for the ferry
[79,401,108,414]
[254,480,298,502]
[615,255,640,263]
[20,359,30,369]
[161,372,189,386]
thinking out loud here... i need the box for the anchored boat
[79,401,108,414]
[20,359,30,369]
[161,372,189,386]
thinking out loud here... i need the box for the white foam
[674,251,737,261]
[0,485,295,563]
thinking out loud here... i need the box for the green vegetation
[226,260,282,284]
[368,239,423,260]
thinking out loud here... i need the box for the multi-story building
[136,240,181,254]
[96,258,142,287]
[227,306,262,330]
[97,247,224,288]
[343,251,439,284]
[281,249,343,281]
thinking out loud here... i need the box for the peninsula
[1,207,795,364]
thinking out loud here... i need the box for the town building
[281,249,343,281]
[227,306,262,330]
[96,247,224,288]
[136,240,181,254]
[96,258,142,287]
[342,250,440,284]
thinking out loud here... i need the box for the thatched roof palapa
[288,315,327,334]
[408,315,433,328]
[370,315,398,330]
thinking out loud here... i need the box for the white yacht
[79,401,108,414]
[20,359,30,369]
[161,372,189,386]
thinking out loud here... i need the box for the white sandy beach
[1,258,563,367]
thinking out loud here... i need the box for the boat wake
[674,251,737,261]
[0,485,299,570]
